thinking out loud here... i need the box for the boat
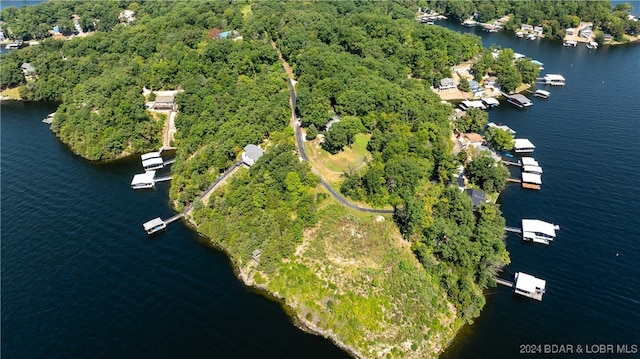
[586,41,598,50]
[563,40,577,47]
[42,113,55,124]
[543,74,565,86]
[526,34,536,40]
[516,31,525,38]
[534,89,551,98]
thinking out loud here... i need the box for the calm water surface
[1,100,349,358]
[2,3,640,359]
[438,20,640,359]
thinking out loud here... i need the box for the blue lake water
[2,4,640,359]
[0,100,349,358]
[437,20,640,359]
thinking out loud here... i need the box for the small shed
[242,144,264,166]
[439,78,456,90]
[465,188,486,207]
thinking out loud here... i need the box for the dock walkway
[504,226,522,234]
[495,278,515,288]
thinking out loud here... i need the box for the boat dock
[504,219,560,244]
[502,160,522,167]
[495,272,546,301]
[142,213,184,235]
[141,160,242,234]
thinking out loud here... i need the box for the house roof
[520,157,538,166]
[155,95,175,103]
[465,188,486,207]
[463,133,484,143]
[21,62,35,73]
[440,78,455,86]
[243,144,264,162]
[509,94,531,104]
[522,165,543,173]
[469,80,481,88]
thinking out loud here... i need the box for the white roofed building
[521,172,542,185]
[242,144,264,166]
[513,138,535,153]
[131,171,156,189]
[514,272,546,301]
[521,219,560,244]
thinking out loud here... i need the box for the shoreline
[182,215,365,359]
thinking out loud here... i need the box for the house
[439,78,456,90]
[533,26,544,35]
[53,26,61,35]
[119,10,136,23]
[462,133,484,146]
[465,188,487,207]
[603,34,613,43]
[520,24,533,32]
[242,144,264,166]
[153,95,176,111]
[566,28,575,35]
[456,173,466,191]
[469,80,483,95]
[21,63,35,75]
[579,25,593,38]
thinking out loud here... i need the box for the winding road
[280,60,394,215]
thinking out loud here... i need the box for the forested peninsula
[0,2,515,357]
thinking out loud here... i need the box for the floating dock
[514,272,546,301]
[142,213,184,235]
[131,171,172,189]
[495,272,546,301]
[534,89,550,98]
[521,219,560,244]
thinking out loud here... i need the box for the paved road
[286,78,394,215]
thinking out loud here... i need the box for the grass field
[304,133,371,185]
[0,87,22,100]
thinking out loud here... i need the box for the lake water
[437,20,640,359]
[0,100,349,358]
[2,6,640,359]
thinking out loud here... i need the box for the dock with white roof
[494,272,547,301]
[505,219,560,245]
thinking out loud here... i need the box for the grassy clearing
[0,87,22,100]
[304,133,371,186]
